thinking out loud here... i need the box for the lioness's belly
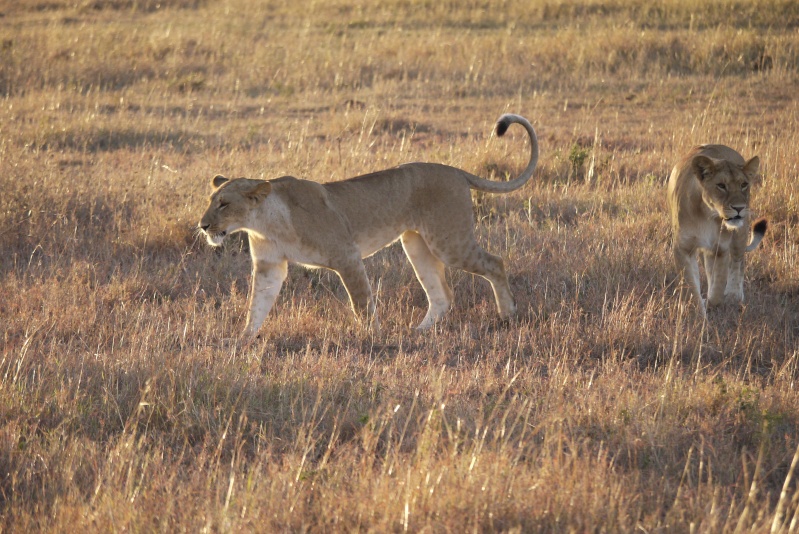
[357,227,405,258]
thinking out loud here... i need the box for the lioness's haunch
[667,144,767,316]
[199,113,538,338]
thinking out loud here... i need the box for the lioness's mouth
[722,215,745,229]
[202,229,228,246]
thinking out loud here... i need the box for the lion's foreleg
[725,254,745,303]
[244,260,288,338]
[704,250,729,307]
[334,258,378,329]
[675,245,705,316]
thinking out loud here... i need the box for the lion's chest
[691,222,738,254]
[248,198,333,266]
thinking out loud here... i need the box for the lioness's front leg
[725,253,746,303]
[674,245,705,316]
[333,257,378,328]
[244,260,288,338]
[704,250,729,308]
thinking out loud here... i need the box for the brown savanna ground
[1,0,798,531]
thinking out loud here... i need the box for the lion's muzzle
[722,216,745,230]
[722,205,747,229]
[199,223,227,246]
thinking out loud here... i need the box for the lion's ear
[212,175,229,188]
[692,155,716,181]
[743,156,760,181]
[245,181,272,203]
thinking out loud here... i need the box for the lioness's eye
[742,183,749,190]
[717,183,727,191]
[219,202,228,210]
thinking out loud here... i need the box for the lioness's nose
[731,205,746,214]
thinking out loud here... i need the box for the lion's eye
[716,183,727,191]
[219,202,228,210]
[741,182,749,191]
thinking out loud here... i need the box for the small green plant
[569,143,591,179]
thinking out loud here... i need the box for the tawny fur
[667,144,767,316]
[199,114,539,338]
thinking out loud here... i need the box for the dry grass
[1,0,798,531]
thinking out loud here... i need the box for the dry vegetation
[1,0,798,531]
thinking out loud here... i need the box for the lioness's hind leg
[400,231,453,329]
[427,237,515,319]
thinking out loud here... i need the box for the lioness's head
[692,154,760,230]
[199,175,271,246]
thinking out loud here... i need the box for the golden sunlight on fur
[667,144,767,316]
[200,114,538,338]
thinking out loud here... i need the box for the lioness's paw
[724,292,744,303]
[218,334,261,351]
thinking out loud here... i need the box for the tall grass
[1,0,798,530]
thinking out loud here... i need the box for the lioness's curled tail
[746,217,768,252]
[465,113,540,194]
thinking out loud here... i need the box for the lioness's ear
[212,175,229,188]
[743,156,760,180]
[245,181,272,203]
[692,155,716,181]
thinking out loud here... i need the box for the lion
[199,113,538,338]
[667,144,767,316]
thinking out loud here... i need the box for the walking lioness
[667,144,767,316]
[199,113,539,338]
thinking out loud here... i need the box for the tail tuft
[752,217,768,237]
[745,217,768,252]
[496,116,511,137]
[466,113,538,194]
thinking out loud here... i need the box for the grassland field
[1,0,799,531]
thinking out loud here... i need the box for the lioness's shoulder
[270,175,298,184]
[269,175,332,211]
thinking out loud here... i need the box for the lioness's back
[693,144,745,165]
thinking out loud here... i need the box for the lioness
[199,113,538,338]
[667,144,767,316]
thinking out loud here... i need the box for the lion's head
[199,175,272,246]
[692,154,760,230]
